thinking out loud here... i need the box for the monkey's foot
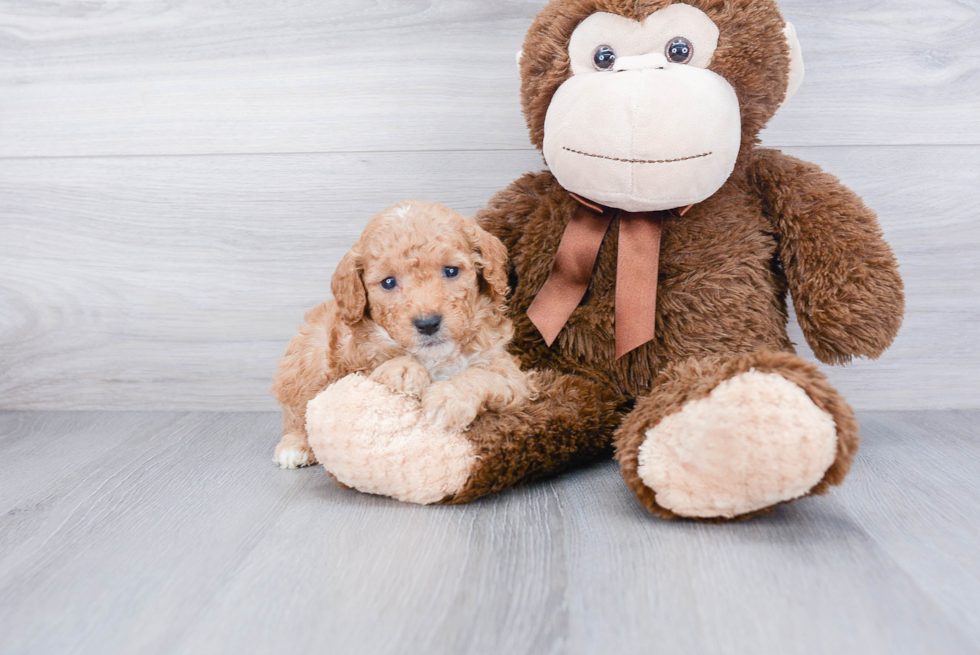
[616,351,858,519]
[305,374,478,505]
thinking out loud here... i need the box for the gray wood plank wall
[1,0,978,411]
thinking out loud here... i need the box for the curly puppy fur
[271,200,532,468]
[460,0,904,517]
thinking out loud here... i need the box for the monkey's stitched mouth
[563,147,712,164]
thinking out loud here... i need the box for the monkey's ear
[782,22,805,106]
[331,248,367,325]
[464,220,510,305]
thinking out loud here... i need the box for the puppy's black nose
[413,314,442,336]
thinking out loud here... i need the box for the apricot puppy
[271,200,531,469]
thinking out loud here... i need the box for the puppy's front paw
[422,382,482,432]
[369,357,431,399]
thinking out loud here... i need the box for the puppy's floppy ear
[331,247,367,325]
[463,219,510,304]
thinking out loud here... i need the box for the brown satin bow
[527,194,691,359]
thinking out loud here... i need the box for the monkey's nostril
[413,314,442,336]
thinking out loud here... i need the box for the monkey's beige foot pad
[637,370,838,519]
[306,374,478,505]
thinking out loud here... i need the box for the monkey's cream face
[543,4,742,212]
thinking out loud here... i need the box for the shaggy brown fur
[451,0,904,517]
[448,369,626,504]
[271,200,531,468]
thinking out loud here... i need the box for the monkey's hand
[749,148,904,364]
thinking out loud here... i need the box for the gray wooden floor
[1,411,978,655]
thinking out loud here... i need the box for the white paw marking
[274,444,315,469]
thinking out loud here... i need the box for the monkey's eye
[443,266,460,279]
[381,277,397,290]
[666,37,694,64]
[592,45,616,71]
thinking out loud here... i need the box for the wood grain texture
[835,411,980,644]
[1,145,976,411]
[1,0,978,158]
[0,410,978,654]
[1,0,977,410]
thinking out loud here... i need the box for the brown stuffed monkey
[304,0,904,520]
[459,0,904,519]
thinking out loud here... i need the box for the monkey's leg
[306,370,623,505]
[615,350,859,520]
[445,369,625,503]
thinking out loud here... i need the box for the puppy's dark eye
[593,45,616,71]
[380,277,397,290]
[443,266,460,279]
[666,37,694,64]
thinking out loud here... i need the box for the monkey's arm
[749,148,904,364]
